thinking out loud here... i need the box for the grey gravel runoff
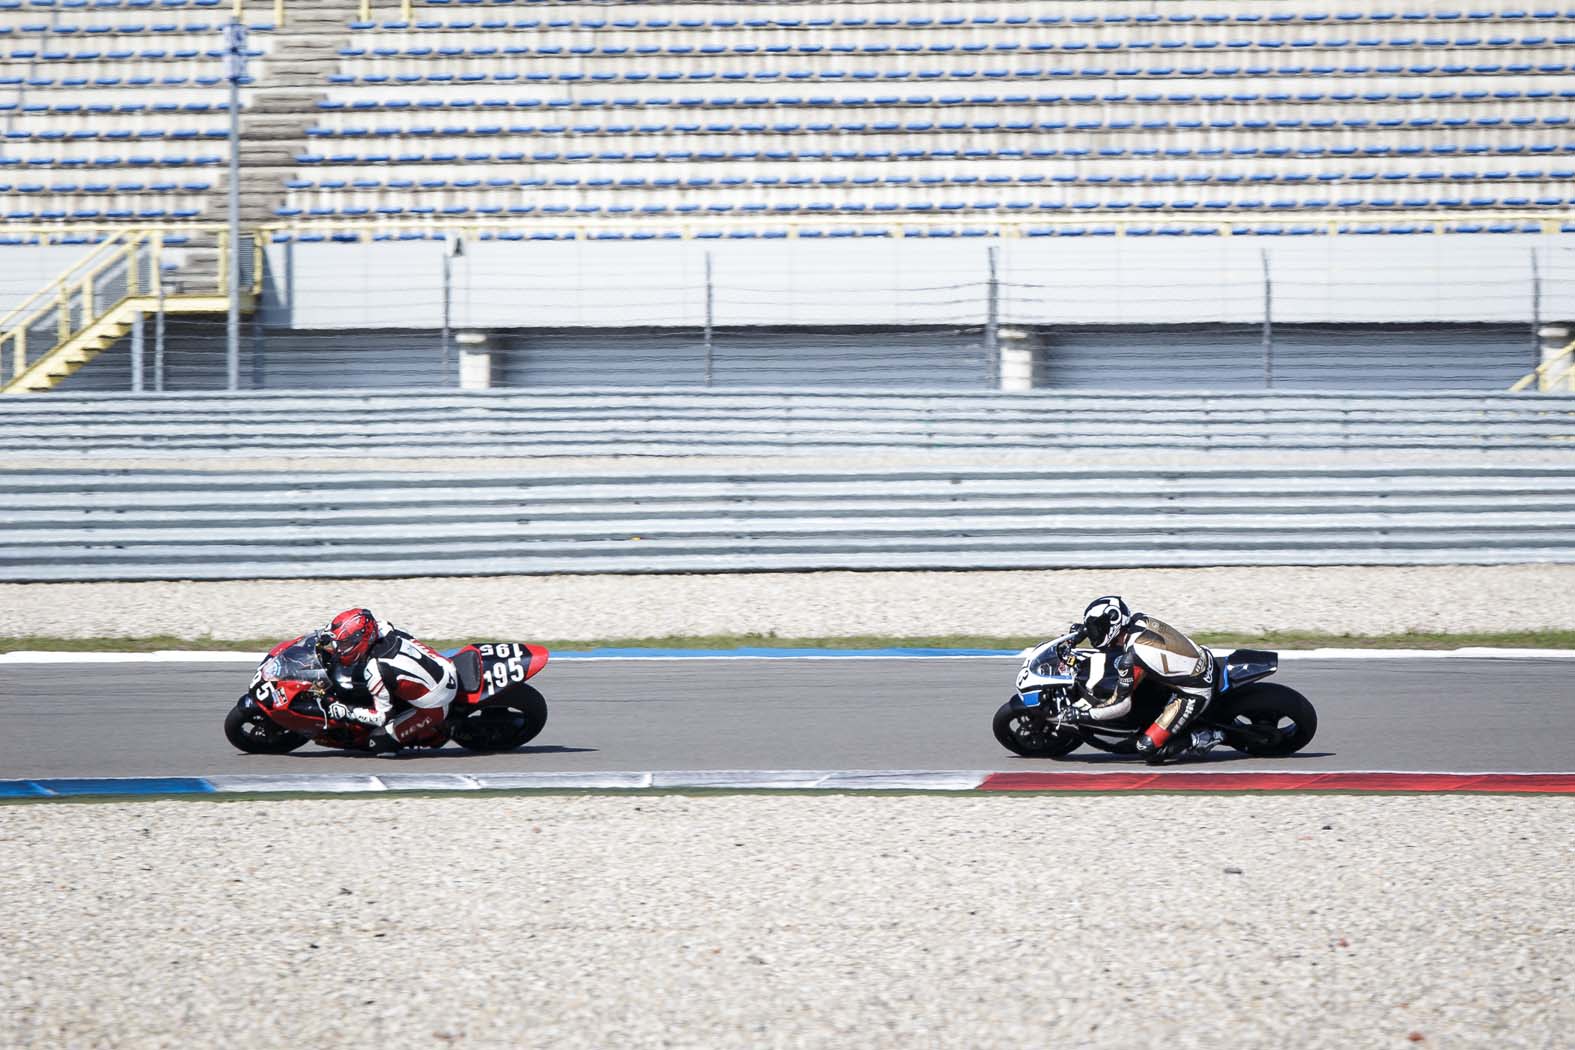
[1,794,1570,1049]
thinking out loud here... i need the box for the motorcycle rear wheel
[993,700,1081,758]
[1215,683,1317,757]
[450,685,548,753]
[224,703,310,755]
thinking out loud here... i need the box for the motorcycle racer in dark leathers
[1056,596,1225,764]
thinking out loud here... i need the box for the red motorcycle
[224,636,550,755]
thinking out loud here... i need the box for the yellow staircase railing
[1509,340,1575,393]
[1,231,254,394]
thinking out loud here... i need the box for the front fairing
[1015,640,1086,707]
[247,640,335,732]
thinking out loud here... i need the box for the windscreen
[260,640,327,683]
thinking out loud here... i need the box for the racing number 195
[479,643,526,691]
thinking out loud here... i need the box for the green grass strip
[2,629,1574,654]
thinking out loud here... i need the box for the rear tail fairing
[1217,649,1279,694]
[464,643,551,706]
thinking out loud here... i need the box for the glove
[328,701,382,727]
[1054,704,1090,725]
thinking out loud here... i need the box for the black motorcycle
[993,631,1317,759]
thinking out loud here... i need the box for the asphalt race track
[0,656,1569,779]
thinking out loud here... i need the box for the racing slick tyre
[450,685,548,753]
[225,702,310,755]
[993,700,1082,758]
[1214,683,1318,757]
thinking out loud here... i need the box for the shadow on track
[236,744,602,761]
[1007,750,1338,766]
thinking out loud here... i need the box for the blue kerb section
[551,647,1019,659]
[24,777,217,797]
[0,780,52,798]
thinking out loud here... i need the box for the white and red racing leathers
[329,618,458,746]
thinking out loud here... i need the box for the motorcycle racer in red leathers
[315,608,458,752]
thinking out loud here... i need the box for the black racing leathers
[1076,613,1216,763]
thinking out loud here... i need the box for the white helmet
[1082,596,1133,647]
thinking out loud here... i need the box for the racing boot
[1137,726,1223,765]
[364,727,400,755]
[1184,727,1225,757]
[1135,733,1175,765]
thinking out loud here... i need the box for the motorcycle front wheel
[224,702,310,754]
[993,700,1081,758]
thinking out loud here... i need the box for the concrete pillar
[1538,324,1572,392]
[129,311,144,393]
[998,327,1039,391]
[457,331,491,390]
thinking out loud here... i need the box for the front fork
[1014,691,1141,754]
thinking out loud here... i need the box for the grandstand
[2,0,1574,392]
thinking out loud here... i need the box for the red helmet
[318,608,378,670]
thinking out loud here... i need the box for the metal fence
[3,462,1573,582]
[6,390,1571,579]
[2,390,1573,456]
[4,227,1574,393]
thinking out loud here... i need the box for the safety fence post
[1261,248,1274,389]
[984,245,1000,387]
[703,250,715,387]
[154,236,166,393]
[130,311,144,393]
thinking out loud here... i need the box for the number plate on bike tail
[1019,690,1041,707]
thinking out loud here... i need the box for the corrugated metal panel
[256,330,451,390]
[497,329,990,388]
[496,331,706,388]
[56,321,454,392]
[1043,326,1264,389]
[1268,326,1538,390]
[58,343,136,393]
[1042,324,1536,391]
[45,316,1536,394]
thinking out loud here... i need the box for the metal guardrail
[3,391,1574,455]
[2,464,1573,581]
